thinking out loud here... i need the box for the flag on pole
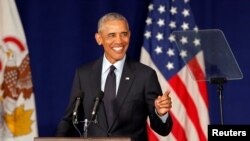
[0,0,38,141]
[140,0,210,141]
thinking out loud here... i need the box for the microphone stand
[79,116,98,138]
[73,92,103,137]
[83,118,89,138]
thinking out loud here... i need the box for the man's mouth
[113,47,123,52]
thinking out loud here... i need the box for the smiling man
[95,14,130,64]
[56,12,173,141]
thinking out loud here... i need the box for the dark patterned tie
[104,65,116,127]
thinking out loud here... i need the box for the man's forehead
[100,20,128,29]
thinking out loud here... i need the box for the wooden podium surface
[34,137,132,141]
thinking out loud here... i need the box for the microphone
[90,91,104,121]
[72,96,82,124]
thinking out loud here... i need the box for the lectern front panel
[34,137,132,141]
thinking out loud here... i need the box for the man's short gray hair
[97,12,129,32]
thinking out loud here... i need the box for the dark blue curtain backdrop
[15,0,250,137]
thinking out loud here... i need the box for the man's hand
[154,90,172,116]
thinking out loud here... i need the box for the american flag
[140,0,209,141]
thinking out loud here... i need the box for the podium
[34,137,132,141]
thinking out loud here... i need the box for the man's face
[95,19,130,64]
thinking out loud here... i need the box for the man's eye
[107,34,115,38]
[121,32,128,37]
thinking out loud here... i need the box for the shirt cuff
[155,109,169,123]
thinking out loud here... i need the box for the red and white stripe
[141,47,209,141]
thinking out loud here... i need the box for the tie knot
[109,65,116,72]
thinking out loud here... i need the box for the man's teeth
[113,47,122,51]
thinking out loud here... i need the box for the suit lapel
[89,57,109,130]
[109,59,136,130]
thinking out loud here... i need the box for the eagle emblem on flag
[0,38,35,137]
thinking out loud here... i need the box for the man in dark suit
[56,12,173,141]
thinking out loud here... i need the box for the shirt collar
[102,55,126,74]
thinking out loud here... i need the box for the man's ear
[95,33,102,45]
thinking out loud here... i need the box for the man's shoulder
[126,58,155,72]
[77,57,102,72]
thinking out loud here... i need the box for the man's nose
[114,35,123,43]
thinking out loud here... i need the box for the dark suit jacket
[56,56,172,141]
